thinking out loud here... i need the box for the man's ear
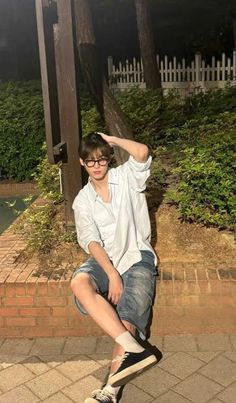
[80,158,85,166]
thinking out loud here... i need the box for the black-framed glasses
[84,157,109,168]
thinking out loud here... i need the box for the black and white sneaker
[108,349,157,387]
[84,388,117,403]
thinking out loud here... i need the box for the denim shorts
[71,250,157,340]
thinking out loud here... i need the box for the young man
[71,132,158,403]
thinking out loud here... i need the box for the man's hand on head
[97,132,116,147]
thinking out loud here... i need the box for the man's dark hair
[79,132,112,160]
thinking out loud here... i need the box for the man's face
[80,150,109,181]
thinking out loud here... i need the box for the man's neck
[90,173,108,192]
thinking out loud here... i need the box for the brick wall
[0,182,38,197]
[0,274,235,337]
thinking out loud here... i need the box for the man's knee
[71,273,92,296]
[121,319,136,335]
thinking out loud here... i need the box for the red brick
[0,328,22,337]
[21,327,54,337]
[198,281,212,294]
[19,307,51,317]
[0,284,5,296]
[59,280,71,296]
[15,284,26,296]
[5,284,16,297]
[35,296,66,307]
[0,307,19,316]
[52,307,68,316]
[3,296,34,306]
[36,283,48,296]
[37,317,68,327]
[53,327,103,337]
[25,283,37,296]
[47,281,60,296]
[6,317,36,327]
[199,295,235,306]
[0,317,4,327]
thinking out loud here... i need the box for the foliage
[165,110,236,232]
[14,145,77,254]
[0,81,45,181]
[33,144,63,204]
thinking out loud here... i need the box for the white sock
[103,384,120,396]
[115,331,144,353]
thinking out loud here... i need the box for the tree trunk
[233,17,236,50]
[134,0,161,89]
[73,0,133,164]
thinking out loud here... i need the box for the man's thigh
[72,258,109,314]
[116,251,157,339]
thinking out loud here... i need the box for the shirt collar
[87,168,119,201]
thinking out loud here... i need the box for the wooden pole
[35,0,82,225]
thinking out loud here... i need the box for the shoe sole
[108,354,157,387]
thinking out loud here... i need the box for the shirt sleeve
[72,194,102,254]
[120,155,152,192]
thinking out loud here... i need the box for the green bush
[0,81,45,181]
[14,146,77,254]
[166,113,236,231]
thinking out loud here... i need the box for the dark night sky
[0,0,234,81]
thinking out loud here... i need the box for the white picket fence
[108,51,236,96]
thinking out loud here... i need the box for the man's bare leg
[71,274,136,340]
[109,320,136,375]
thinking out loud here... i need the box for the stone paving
[0,333,236,402]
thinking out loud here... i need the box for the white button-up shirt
[72,155,157,275]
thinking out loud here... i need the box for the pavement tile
[173,373,223,403]
[196,334,232,351]
[0,385,39,403]
[63,336,97,355]
[148,335,163,350]
[21,356,51,375]
[207,400,226,403]
[119,383,153,402]
[95,336,114,354]
[39,354,75,368]
[152,390,191,402]
[62,374,101,402]
[223,351,236,362]
[132,366,179,397]
[42,391,74,402]
[185,351,221,363]
[0,340,5,349]
[30,337,65,356]
[0,338,34,355]
[217,381,236,403]
[26,368,72,399]
[90,364,111,385]
[0,354,26,369]
[158,351,204,380]
[163,334,197,352]
[160,352,175,361]
[0,364,35,392]
[229,334,236,350]
[86,353,110,366]
[199,355,236,387]
[56,354,101,381]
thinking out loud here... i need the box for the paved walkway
[0,333,235,402]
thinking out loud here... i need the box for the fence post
[233,50,236,81]
[107,56,113,86]
[195,52,202,87]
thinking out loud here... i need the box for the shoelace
[91,389,116,403]
[119,351,129,364]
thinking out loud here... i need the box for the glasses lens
[98,158,108,166]
[85,160,95,167]
[85,157,108,167]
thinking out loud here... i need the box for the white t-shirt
[72,155,157,274]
